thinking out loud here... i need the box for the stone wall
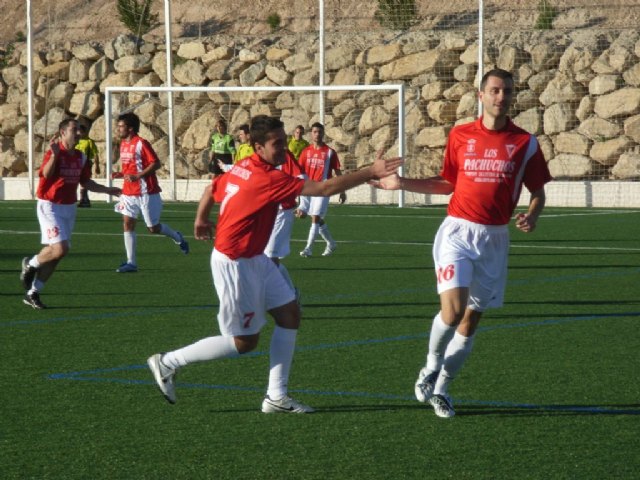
[2,28,640,180]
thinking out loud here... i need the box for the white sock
[124,231,137,265]
[159,223,181,242]
[318,223,335,245]
[267,326,298,400]
[425,312,457,373]
[434,331,475,396]
[28,278,45,295]
[305,223,320,251]
[28,256,41,269]
[278,263,295,290]
[162,336,239,369]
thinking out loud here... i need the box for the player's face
[116,121,133,140]
[60,121,81,148]
[479,75,513,120]
[238,130,249,144]
[256,128,287,166]
[294,127,304,140]
[311,126,324,144]
[217,123,227,134]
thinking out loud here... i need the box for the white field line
[3,229,639,252]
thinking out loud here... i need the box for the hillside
[3,1,638,47]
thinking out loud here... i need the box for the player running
[373,69,552,418]
[147,115,402,413]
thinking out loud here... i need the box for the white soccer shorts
[433,216,509,311]
[307,195,330,217]
[297,195,310,214]
[264,207,295,259]
[211,249,296,336]
[36,199,76,246]
[114,193,162,227]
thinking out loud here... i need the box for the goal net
[104,84,420,205]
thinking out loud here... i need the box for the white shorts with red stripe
[211,249,296,336]
[36,199,76,246]
[433,216,509,311]
[114,193,162,227]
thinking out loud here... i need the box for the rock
[611,152,640,178]
[548,153,593,178]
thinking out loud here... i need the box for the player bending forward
[147,115,402,413]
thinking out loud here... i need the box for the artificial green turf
[1,201,639,479]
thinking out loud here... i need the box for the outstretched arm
[81,179,121,196]
[371,174,454,195]
[194,184,216,240]
[515,187,546,233]
[300,151,402,197]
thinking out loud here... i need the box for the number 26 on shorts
[436,264,455,284]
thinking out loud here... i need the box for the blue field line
[45,372,638,415]
[2,286,431,328]
[46,310,639,379]
[1,304,216,328]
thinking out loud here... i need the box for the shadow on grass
[457,403,640,416]
[206,403,640,416]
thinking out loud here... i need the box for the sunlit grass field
[2,200,639,479]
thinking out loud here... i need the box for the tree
[116,0,159,39]
[535,0,557,30]
[374,0,417,31]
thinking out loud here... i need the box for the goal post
[104,84,406,206]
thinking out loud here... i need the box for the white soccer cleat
[147,353,177,404]
[261,395,315,414]
[321,241,337,256]
[299,248,312,258]
[414,367,438,403]
[429,394,455,418]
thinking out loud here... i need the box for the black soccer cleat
[23,291,46,310]
[20,257,37,290]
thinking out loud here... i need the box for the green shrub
[374,0,417,30]
[535,0,557,30]
[267,13,281,33]
[116,0,159,38]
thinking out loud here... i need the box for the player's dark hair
[250,115,284,148]
[238,124,250,135]
[58,118,78,132]
[295,125,305,132]
[480,68,514,91]
[118,112,140,134]
[310,122,324,131]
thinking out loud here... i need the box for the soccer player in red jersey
[296,122,346,257]
[113,113,189,273]
[20,118,121,309]
[373,69,552,418]
[147,115,402,413]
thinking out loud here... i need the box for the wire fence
[2,1,640,204]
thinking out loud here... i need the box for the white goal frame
[104,84,406,206]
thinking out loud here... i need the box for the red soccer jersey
[298,143,341,181]
[212,153,305,259]
[119,135,162,196]
[36,143,92,204]
[442,117,552,225]
[278,150,304,210]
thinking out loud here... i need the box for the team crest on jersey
[466,139,476,153]
[506,144,517,159]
